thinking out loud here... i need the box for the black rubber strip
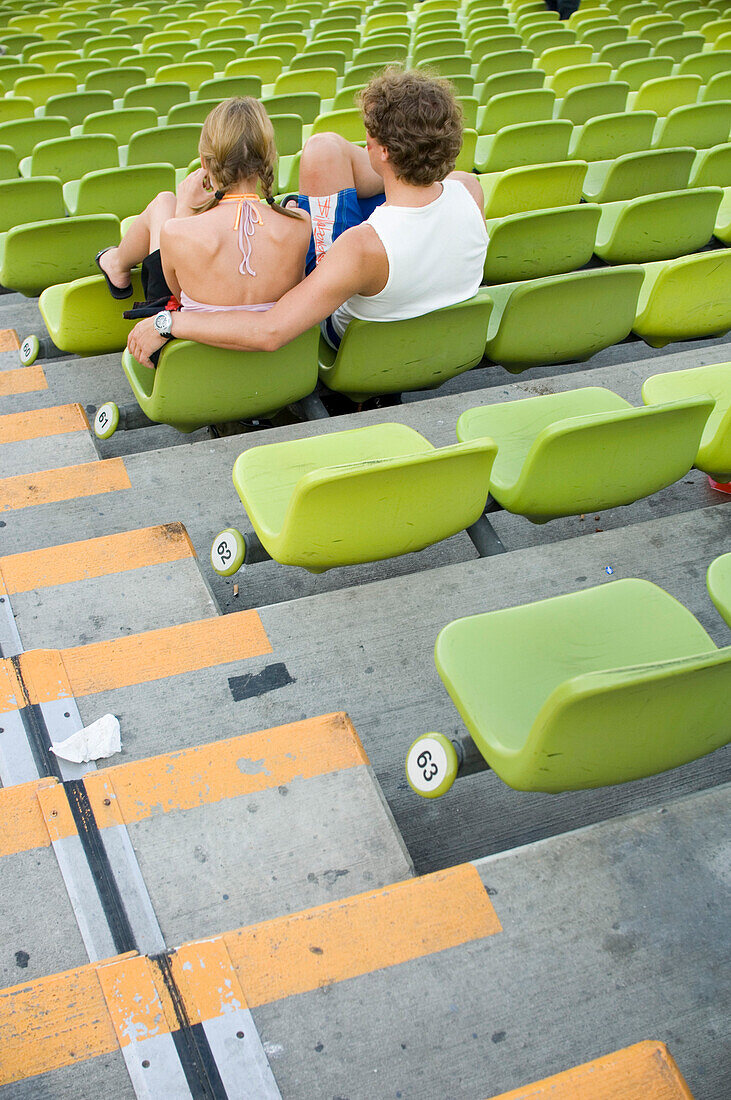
[228,662,295,701]
[10,657,62,780]
[64,779,137,956]
[152,953,228,1100]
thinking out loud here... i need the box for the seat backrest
[616,55,674,90]
[690,142,731,188]
[30,134,119,183]
[548,62,612,98]
[127,123,199,168]
[82,107,158,144]
[320,294,493,399]
[311,108,365,142]
[198,75,263,100]
[539,42,593,75]
[273,67,338,99]
[679,49,731,82]
[123,81,191,113]
[0,175,64,232]
[559,80,629,126]
[656,102,731,151]
[516,396,713,518]
[86,65,147,96]
[525,645,730,790]
[280,438,498,570]
[599,147,695,202]
[636,250,731,332]
[633,74,703,114]
[45,91,114,127]
[479,88,555,133]
[571,110,656,161]
[480,160,588,218]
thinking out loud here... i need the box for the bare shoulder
[447,171,486,214]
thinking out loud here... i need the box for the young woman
[96,97,311,323]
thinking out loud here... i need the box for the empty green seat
[273,67,338,99]
[64,163,176,219]
[474,49,536,82]
[0,175,64,232]
[690,142,731,187]
[482,69,546,98]
[569,109,657,160]
[262,91,320,125]
[631,75,702,114]
[430,579,730,792]
[228,423,497,572]
[122,81,190,114]
[456,385,712,520]
[582,147,695,202]
[483,203,600,283]
[617,56,675,91]
[37,269,146,356]
[547,63,613,98]
[125,124,199,168]
[225,56,282,84]
[557,81,630,126]
[599,39,653,68]
[0,212,120,296]
[633,250,731,347]
[0,145,19,181]
[474,119,572,172]
[198,76,263,101]
[167,100,223,127]
[679,50,731,83]
[594,187,722,263]
[291,50,346,75]
[186,47,237,70]
[538,43,593,75]
[483,266,644,369]
[703,72,731,104]
[476,88,555,134]
[707,554,731,625]
[651,32,706,62]
[479,159,588,218]
[154,62,215,90]
[319,294,492,402]
[86,66,148,97]
[653,103,731,151]
[120,326,320,433]
[81,107,159,146]
[20,133,118,185]
[642,361,731,481]
[310,108,365,142]
[44,90,114,127]
[0,97,36,125]
[12,72,76,107]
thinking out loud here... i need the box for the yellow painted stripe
[97,955,176,1048]
[85,712,368,829]
[226,864,502,1008]
[486,1040,695,1099]
[0,404,89,445]
[0,459,131,513]
[0,522,195,595]
[0,364,48,397]
[0,659,25,711]
[15,648,73,706]
[37,782,81,846]
[0,329,20,352]
[0,779,56,857]
[0,962,119,1086]
[171,938,250,1023]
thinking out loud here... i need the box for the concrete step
[0,403,99,478]
[0,522,218,655]
[2,785,725,1098]
[0,711,411,991]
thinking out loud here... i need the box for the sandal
[95,247,132,300]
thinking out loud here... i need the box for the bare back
[161,200,311,307]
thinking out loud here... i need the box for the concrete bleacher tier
[0,0,729,1097]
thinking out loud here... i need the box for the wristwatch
[153,310,174,339]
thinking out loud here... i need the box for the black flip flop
[95,248,133,300]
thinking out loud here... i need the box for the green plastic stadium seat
[0,175,65,232]
[557,81,630,126]
[633,250,731,347]
[85,66,148,97]
[526,29,578,55]
[651,32,706,62]
[0,212,120,296]
[569,110,657,160]
[44,91,114,127]
[154,62,215,90]
[617,56,675,91]
[456,386,712,520]
[13,72,76,106]
[0,97,36,125]
[475,50,536,82]
[30,50,80,75]
[273,67,338,99]
[474,119,572,172]
[702,17,731,43]
[127,51,176,78]
[20,133,118,185]
[291,50,347,75]
[122,82,190,114]
[476,88,555,134]
[707,554,731,625]
[63,163,176,219]
[125,124,199,168]
[225,56,282,84]
[642,361,731,481]
[230,423,497,572]
[310,108,365,142]
[262,92,320,126]
[185,47,237,71]
[80,107,158,146]
[631,75,703,114]
[690,142,731,188]
[37,269,146,356]
[594,187,722,263]
[680,50,731,83]
[538,43,593,75]
[198,76,263,101]
[0,146,19,181]
[319,294,492,403]
[582,147,695,202]
[483,204,600,283]
[599,39,653,68]
[121,326,320,433]
[579,24,629,51]
[653,103,731,151]
[247,42,299,66]
[703,72,731,104]
[481,70,548,98]
[547,63,613,98]
[641,20,685,47]
[433,579,730,792]
[483,266,644,369]
[268,114,303,157]
[479,159,588,218]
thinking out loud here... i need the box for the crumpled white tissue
[50,713,121,763]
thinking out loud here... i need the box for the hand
[127,316,166,370]
[175,167,214,217]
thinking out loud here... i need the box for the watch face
[155,311,170,335]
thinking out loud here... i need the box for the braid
[258,160,302,219]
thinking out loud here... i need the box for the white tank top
[329,178,488,341]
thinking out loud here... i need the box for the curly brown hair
[359,67,463,187]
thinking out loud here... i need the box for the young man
[127,68,488,368]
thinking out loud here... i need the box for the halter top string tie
[218,193,263,277]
